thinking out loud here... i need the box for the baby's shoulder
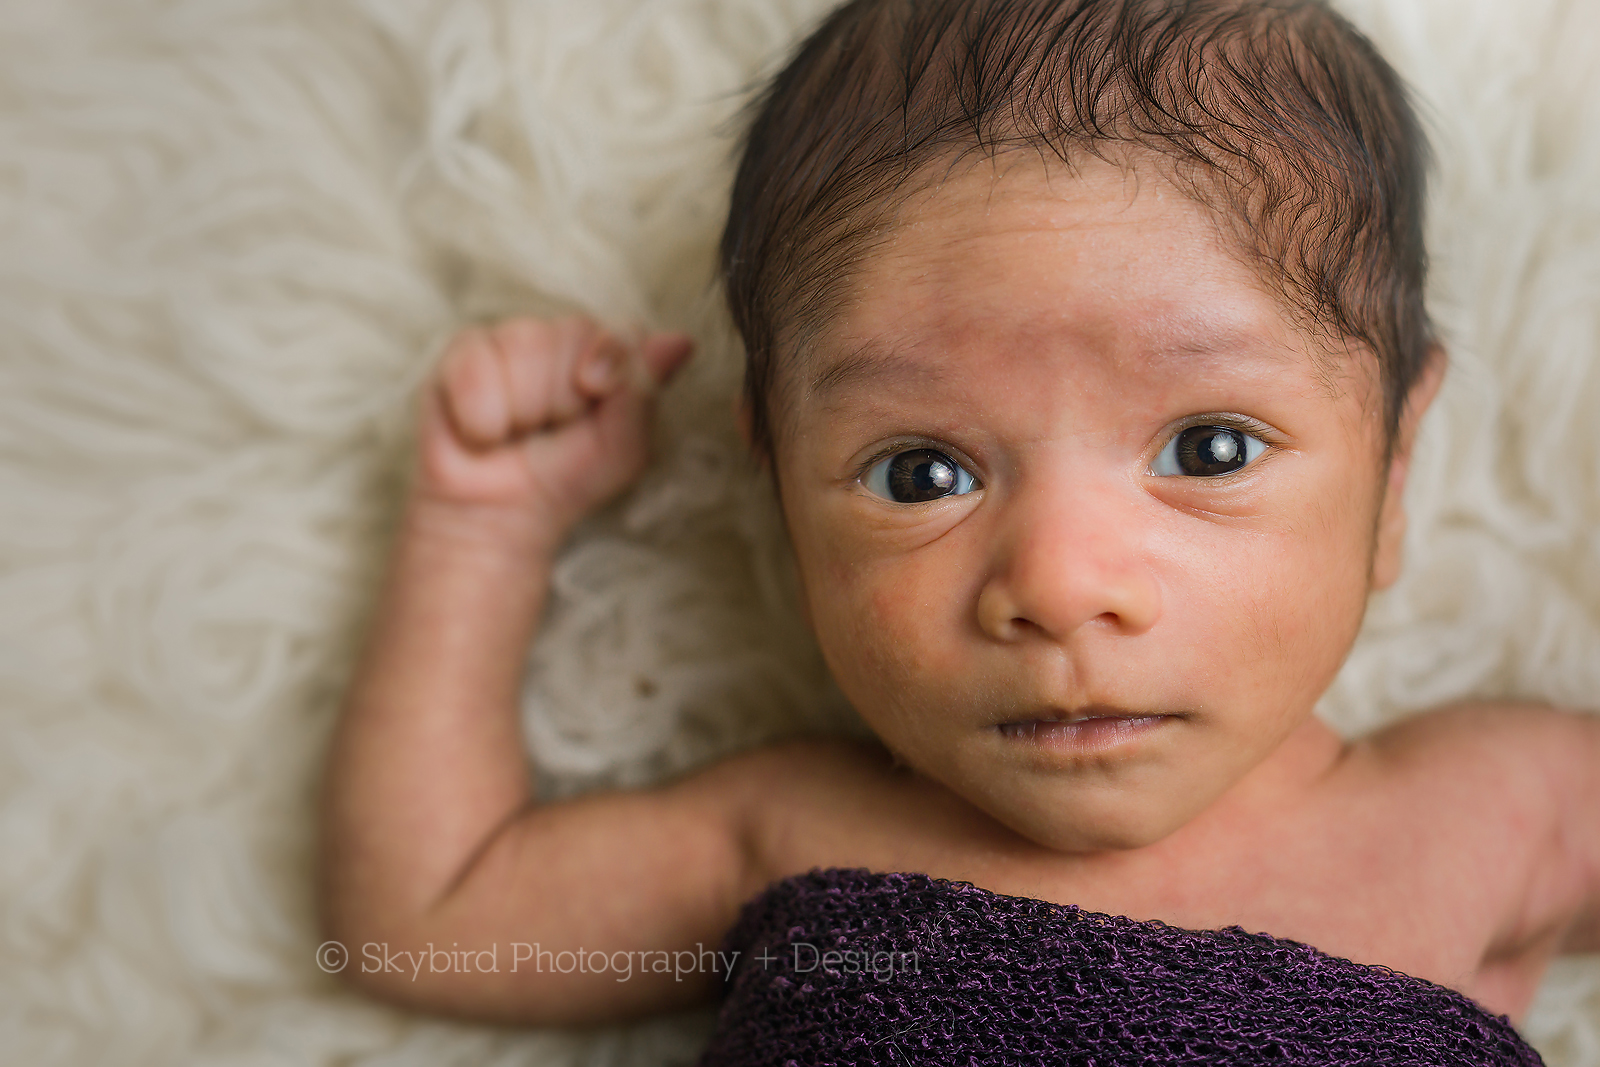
[1347,701,1598,952]
[710,733,1024,895]
[1349,701,1595,854]
[1357,700,1596,797]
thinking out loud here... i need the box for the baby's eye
[862,448,979,503]
[1151,425,1268,477]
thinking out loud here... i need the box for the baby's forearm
[319,493,561,942]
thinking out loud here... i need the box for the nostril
[1008,612,1118,637]
[977,565,1159,642]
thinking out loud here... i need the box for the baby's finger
[490,317,607,433]
[573,331,633,400]
[639,332,695,386]
[568,329,690,409]
[531,357,656,511]
[438,327,513,449]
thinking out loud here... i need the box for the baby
[320,0,1598,1058]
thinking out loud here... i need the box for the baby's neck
[1225,713,1351,812]
[1121,713,1352,866]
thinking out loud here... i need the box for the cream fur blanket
[1,1,1596,1063]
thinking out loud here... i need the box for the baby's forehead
[791,326,1373,434]
[782,157,1377,415]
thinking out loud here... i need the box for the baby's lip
[995,707,1179,744]
[997,705,1167,727]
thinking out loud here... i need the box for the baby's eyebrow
[807,323,1298,407]
[807,343,947,406]
[1143,325,1301,369]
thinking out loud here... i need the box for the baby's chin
[907,740,1212,856]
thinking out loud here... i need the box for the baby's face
[767,154,1397,852]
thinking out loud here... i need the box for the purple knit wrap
[697,868,1544,1066]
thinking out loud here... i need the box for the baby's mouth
[996,708,1172,748]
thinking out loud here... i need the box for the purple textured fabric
[697,867,1545,1066]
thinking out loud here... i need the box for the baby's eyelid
[855,438,978,479]
[1163,413,1278,440]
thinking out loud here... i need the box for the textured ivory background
[1,0,1597,1063]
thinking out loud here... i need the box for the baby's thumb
[640,332,694,385]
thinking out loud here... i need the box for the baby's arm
[318,319,764,1024]
[1556,710,1600,954]
[1445,703,1600,961]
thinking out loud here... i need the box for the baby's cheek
[816,573,948,727]
[1238,517,1374,699]
[860,580,937,686]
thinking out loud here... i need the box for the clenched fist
[416,317,694,533]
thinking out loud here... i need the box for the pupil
[888,449,958,502]
[1178,427,1247,476]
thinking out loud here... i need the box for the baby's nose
[974,474,1162,643]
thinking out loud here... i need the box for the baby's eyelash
[852,439,939,481]
[1166,413,1277,440]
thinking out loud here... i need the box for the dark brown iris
[887,449,958,502]
[1174,427,1247,476]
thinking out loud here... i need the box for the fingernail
[581,343,621,391]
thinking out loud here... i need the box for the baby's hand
[415,317,693,532]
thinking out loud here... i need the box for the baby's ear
[1371,345,1447,591]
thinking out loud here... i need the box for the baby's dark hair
[721,0,1433,459]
